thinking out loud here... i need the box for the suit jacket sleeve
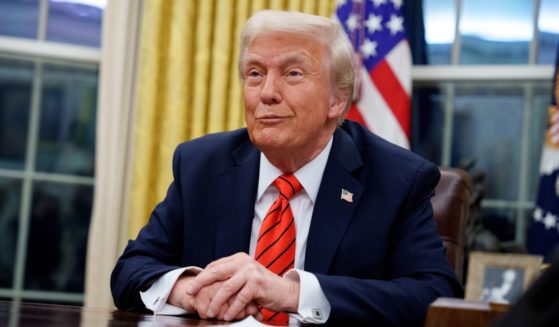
[315,161,462,326]
[111,144,187,311]
[111,129,259,312]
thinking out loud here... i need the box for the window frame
[415,0,557,246]
[412,69,553,245]
[0,0,101,304]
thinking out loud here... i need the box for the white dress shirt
[140,137,333,324]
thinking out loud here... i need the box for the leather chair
[431,168,471,283]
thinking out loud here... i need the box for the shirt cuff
[284,269,331,324]
[139,266,202,315]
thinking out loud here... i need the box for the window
[0,0,103,304]
[415,0,558,246]
[459,0,533,65]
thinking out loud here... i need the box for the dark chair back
[431,168,471,282]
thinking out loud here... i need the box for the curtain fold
[128,0,337,238]
[84,0,142,309]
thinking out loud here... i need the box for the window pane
[46,0,105,48]
[411,85,445,164]
[0,0,39,39]
[24,181,92,293]
[537,0,559,64]
[528,85,554,199]
[36,64,97,176]
[0,177,21,288]
[459,0,533,64]
[451,84,524,200]
[0,57,33,170]
[423,0,455,65]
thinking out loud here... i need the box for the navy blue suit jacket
[111,121,462,326]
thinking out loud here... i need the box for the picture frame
[465,252,543,304]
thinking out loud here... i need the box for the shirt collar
[257,136,333,203]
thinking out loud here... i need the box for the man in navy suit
[111,10,461,326]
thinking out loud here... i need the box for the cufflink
[152,297,160,306]
[312,308,322,319]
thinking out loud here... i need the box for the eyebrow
[243,51,313,68]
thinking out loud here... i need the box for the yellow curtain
[128,0,338,238]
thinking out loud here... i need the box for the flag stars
[365,14,382,34]
[346,13,359,32]
[386,14,404,35]
[361,39,378,58]
[533,207,543,222]
[543,212,557,230]
[372,0,386,7]
[391,0,403,9]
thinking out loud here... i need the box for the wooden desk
[0,300,229,326]
[424,298,510,327]
[0,298,512,326]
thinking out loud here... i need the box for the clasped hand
[168,253,300,321]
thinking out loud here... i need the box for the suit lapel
[305,128,364,274]
[215,140,260,259]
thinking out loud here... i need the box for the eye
[287,70,303,77]
[285,69,304,83]
[246,69,262,79]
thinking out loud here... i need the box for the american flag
[340,188,354,202]
[336,0,411,149]
[528,43,559,262]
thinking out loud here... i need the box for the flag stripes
[336,0,412,149]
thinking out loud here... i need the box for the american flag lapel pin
[341,189,353,203]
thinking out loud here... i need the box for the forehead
[244,32,327,65]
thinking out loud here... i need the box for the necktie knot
[273,174,302,200]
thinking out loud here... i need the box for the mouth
[255,115,290,124]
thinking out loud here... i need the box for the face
[242,32,347,167]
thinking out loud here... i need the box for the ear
[327,91,349,120]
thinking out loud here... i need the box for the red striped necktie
[255,174,302,324]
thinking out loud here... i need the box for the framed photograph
[465,252,543,304]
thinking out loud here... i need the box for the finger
[222,299,256,321]
[189,253,254,296]
[245,303,259,317]
[232,305,261,321]
[223,283,256,321]
[205,255,236,269]
[217,303,229,321]
[207,273,248,319]
[234,308,249,321]
[179,292,195,313]
[191,287,215,319]
[187,263,236,295]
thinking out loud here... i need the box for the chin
[253,138,283,152]
[251,133,287,152]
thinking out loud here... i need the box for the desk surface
[1,298,510,326]
[0,300,229,326]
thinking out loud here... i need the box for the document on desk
[225,315,274,326]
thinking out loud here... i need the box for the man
[111,10,462,326]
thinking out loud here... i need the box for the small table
[424,297,510,327]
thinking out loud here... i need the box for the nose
[260,73,282,105]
